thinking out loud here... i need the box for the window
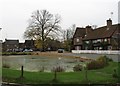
[93,40,97,43]
[85,41,89,44]
[97,39,101,42]
[104,38,107,42]
[76,38,79,42]
[99,47,102,50]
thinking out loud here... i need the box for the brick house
[73,25,93,50]
[24,40,36,50]
[73,19,120,50]
[19,43,25,51]
[3,39,19,52]
[73,27,86,50]
[2,39,36,52]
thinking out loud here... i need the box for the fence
[72,50,120,54]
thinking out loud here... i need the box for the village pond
[2,55,83,72]
[2,53,119,72]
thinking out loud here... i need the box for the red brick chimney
[107,18,112,28]
[85,25,92,34]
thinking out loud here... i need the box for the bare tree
[69,24,76,39]
[24,10,61,51]
[62,24,76,41]
[62,24,76,51]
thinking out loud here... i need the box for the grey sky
[0,0,119,42]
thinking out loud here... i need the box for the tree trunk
[41,26,45,52]
[42,40,45,52]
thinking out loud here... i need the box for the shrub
[97,56,107,65]
[97,55,112,64]
[112,69,118,78]
[11,52,18,55]
[87,59,108,70]
[87,56,111,70]
[73,64,82,71]
[51,66,65,72]
[87,60,99,70]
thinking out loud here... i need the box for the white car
[23,49,33,52]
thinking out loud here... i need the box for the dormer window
[76,38,79,42]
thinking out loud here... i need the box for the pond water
[2,53,119,72]
[2,55,83,72]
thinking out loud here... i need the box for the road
[64,53,119,62]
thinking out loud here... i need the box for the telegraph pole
[110,12,113,20]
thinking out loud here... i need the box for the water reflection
[2,55,80,72]
[2,53,118,72]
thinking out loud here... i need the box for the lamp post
[20,58,25,78]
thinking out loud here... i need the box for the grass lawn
[2,62,119,85]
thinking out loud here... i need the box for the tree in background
[62,24,76,52]
[24,10,61,51]
[34,38,42,50]
[45,37,63,51]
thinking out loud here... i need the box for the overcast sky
[0,0,119,42]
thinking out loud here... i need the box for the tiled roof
[73,27,86,38]
[5,39,19,44]
[83,24,118,40]
[25,40,34,44]
[112,24,120,39]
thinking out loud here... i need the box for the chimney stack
[107,18,112,28]
[85,25,92,34]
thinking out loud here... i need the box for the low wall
[72,50,120,54]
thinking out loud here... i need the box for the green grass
[2,62,119,84]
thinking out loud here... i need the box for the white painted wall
[72,50,120,54]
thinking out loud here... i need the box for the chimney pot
[107,19,112,28]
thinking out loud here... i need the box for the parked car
[58,49,64,53]
[23,49,33,52]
